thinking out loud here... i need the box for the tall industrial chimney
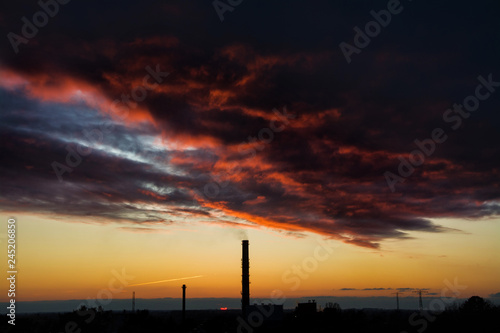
[241,240,250,313]
[182,284,186,323]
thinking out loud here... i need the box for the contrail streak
[128,275,204,287]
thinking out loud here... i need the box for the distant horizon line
[3,294,498,302]
[3,295,499,313]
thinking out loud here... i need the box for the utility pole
[413,289,428,311]
[392,291,403,310]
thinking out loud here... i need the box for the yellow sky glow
[0,212,499,302]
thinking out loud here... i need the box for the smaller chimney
[132,291,135,313]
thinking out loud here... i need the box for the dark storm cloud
[1,0,500,248]
[0,89,216,224]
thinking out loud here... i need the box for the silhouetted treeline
[1,296,499,333]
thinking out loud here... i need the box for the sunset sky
[1,0,500,308]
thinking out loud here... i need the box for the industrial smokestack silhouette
[182,284,186,323]
[242,240,250,313]
[132,291,135,313]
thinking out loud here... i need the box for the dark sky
[1,0,500,249]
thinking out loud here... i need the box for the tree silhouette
[459,296,493,313]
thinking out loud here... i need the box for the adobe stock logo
[339,0,411,64]
[384,74,499,192]
[192,106,294,202]
[212,0,244,22]
[7,0,72,54]
[236,238,338,333]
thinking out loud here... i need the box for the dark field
[3,297,499,333]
